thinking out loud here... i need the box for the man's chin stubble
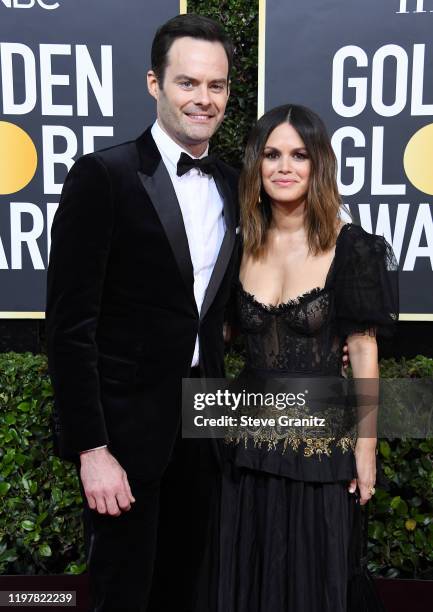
[181,127,215,145]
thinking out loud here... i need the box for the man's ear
[147,70,159,100]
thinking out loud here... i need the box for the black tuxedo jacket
[46,127,239,479]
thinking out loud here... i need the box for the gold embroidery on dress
[225,402,357,459]
[226,432,356,459]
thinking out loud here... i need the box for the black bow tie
[177,152,217,177]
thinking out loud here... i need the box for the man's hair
[151,14,234,86]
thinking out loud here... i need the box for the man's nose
[194,85,211,107]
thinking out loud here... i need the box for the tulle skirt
[195,460,386,612]
[215,462,355,612]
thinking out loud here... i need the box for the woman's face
[261,122,311,207]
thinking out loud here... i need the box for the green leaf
[391,496,402,510]
[38,544,52,557]
[51,487,62,503]
[17,402,30,412]
[20,520,35,531]
[36,511,48,526]
[14,453,27,466]
[414,530,426,548]
[419,441,433,453]
[380,440,391,458]
[0,547,18,563]
[2,450,15,464]
[65,562,87,575]
[397,499,409,517]
[0,482,11,496]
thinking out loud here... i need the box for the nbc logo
[0,0,60,9]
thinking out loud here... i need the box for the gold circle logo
[0,121,38,196]
[404,124,433,196]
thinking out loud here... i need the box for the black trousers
[78,436,219,612]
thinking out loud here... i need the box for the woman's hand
[346,332,379,505]
[348,439,377,505]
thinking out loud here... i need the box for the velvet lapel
[200,162,237,321]
[136,128,196,312]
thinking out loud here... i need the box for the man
[46,14,238,612]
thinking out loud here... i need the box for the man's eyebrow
[174,74,197,82]
[174,74,228,85]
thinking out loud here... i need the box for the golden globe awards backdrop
[260,0,433,320]
[0,0,185,316]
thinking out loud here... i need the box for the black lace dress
[213,223,398,612]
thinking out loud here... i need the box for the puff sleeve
[335,224,399,338]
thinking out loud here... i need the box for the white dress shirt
[151,120,225,367]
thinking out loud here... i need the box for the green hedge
[0,351,432,577]
[0,353,85,575]
[188,0,259,166]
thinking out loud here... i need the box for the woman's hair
[240,104,344,257]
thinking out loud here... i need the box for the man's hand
[79,447,136,516]
[223,322,231,343]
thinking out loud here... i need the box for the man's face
[147,37,230,155]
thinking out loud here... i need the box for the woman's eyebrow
[264,146,307,152]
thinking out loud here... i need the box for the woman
[214,105,398,612]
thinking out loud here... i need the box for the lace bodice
[236,224,398,375]
[237,283,342,374]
